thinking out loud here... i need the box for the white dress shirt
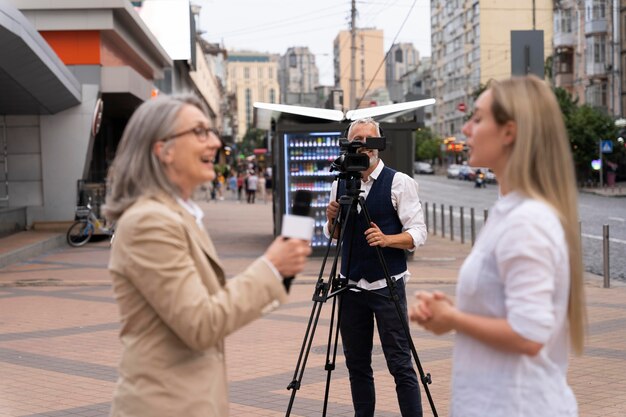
[451,191,577,417]
[323,160,427,290]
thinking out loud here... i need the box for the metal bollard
[449,205,454,241]
[470,207,476,246]
[460,206,465,244]
[441,203,445,237]
[603,224,610,288]
[433,204,437,236]
[425,202,429,234]
[483,208,489,225]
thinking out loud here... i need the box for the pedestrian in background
[104,94,311,417]
[257,169,266,204]
[246,169,259,204]
[410,75,586,417]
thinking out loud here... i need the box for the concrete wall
[37,84,99,222]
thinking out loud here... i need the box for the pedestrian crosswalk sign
[601,140,613,153]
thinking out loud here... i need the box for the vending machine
[271,121,419,255]
[273,124,345,252]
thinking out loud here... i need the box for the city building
[554,0,620,115]
[386,42,420,103]
[333,28,386,110]
[1,0,170,230]
[278,47,320,107]
[226,51,280,142]
[430,0,553,139]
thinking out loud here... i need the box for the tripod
[285,172,438,417]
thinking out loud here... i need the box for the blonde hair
[490,75,586,355]
[103,94,208,221]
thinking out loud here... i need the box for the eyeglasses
[163,126,215,143]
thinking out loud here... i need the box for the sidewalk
[580,181,626,197]
[0,200,624,416]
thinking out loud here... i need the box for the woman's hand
[264,237,312,278]
[410,291,457,335]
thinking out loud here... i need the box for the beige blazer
[108,193,287,417]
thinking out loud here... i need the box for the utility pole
[350,0,357,109]
[532,0,536,30]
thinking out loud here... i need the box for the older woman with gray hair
[104,94,311,417]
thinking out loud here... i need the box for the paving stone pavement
[0,199,625,416]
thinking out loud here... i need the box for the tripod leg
[285,210,349,416]
[357,197,439,417]
[321,288,345,417]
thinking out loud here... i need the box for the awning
[0,0,81,114]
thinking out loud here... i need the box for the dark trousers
[339,279,422,417]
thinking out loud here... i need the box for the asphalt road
[414,174,626,282]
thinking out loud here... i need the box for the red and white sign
[457,103,466,112]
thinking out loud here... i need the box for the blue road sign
[601,140,613,153]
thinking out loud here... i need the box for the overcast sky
[196,0,431,86]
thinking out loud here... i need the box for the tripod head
[334,171,363,201]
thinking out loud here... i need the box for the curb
[0,233,66,268]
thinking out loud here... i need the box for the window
[244,67,249,79]
[289,53,297,68]
[594,35,606,63]
[585,82,607,107]
[270,88,276,103]
[245,88,252,127]
[395,49,403,63]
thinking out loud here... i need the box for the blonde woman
[410,75,585,416]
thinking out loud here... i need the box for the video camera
[330,137,386,173]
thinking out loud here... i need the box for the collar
[176,197,204,226]
[365,159,385,182]
[492,190,525,216]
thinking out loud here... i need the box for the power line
[355,0,419,107]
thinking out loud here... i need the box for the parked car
[414,161,434,175]
[446,164,462,179]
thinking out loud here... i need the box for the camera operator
[324,117,427,417]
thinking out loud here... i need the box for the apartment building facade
[226,51,280,142]
[278,47,320,107]
[333,28,385,109]
[554,0,621,116]
[430,0,553,139]
[386,42,420,103]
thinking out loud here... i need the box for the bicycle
[66,202,115,247]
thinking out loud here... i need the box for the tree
[240,127,266,156]
[414,127,441,163]
[567,104,617,182]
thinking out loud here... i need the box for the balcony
[555,72,574,88]
[585,19,608,34]
[554,32,576,48]
[586,62,608,77]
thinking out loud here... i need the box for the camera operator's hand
[326,201,340,239]
[364,222,390,247]
[264,236,311,279]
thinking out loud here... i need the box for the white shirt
[451,191,577,417]
[323,160,427,290]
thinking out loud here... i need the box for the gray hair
[347,117,381,138]
[347,117,381,161]
[103,94,208,221]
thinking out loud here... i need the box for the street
[414,174,626,282]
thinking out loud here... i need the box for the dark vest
[339,166,407,282]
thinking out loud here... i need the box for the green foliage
[414,128,441,163]
[240,128,266,156]
[564,103,617,181]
